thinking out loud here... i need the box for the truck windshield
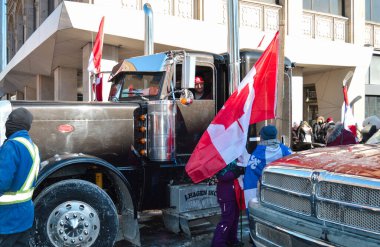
[119,72,164,100]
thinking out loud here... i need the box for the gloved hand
[232,166,245,178]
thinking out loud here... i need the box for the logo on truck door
[57,124,75,133]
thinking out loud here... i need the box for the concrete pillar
[82,43,92,102]
[292,67,303,125]
[16,91,24,100]
[286,0,303,38]
[24,0,35,40]
[36,75,54,100]
[15,8,23,51]
[24,85,36,100]
[54,67,77,101]
[82,43,119,102]
[345,0,366,45]
[36,0,49,27]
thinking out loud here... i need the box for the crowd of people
[291,114,380,151]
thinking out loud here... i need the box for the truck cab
[0,48,293,247]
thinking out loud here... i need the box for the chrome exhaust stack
[144,3,154,55]
[227,0,240,95]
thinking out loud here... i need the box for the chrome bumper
[249,202,380,247]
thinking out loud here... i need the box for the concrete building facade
[0,0,5,71]
[0,0,379,126]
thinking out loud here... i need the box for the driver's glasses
[195,83,204,88]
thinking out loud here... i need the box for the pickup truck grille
[260,166,380,234]
[261,188,312,215]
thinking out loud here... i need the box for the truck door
[171,56,216,158]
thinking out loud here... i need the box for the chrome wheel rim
[47,200,100,247]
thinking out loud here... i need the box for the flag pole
[277,0,287,142]
[87,16,105,102]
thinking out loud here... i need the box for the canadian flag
[87,16,105,101]
[186,32,279,183]
[342,83,357,137]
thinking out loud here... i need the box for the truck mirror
[179,89,194,106]
[182,55,196,89]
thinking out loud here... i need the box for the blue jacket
[243,141,292,207]
[0,130,38,234]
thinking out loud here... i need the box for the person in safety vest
[0,107,40,247]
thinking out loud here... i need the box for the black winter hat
[5,107,33,138]
[260,125,277,140]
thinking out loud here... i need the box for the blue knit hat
[260,125,277,140]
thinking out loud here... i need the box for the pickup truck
[249,131,380,246]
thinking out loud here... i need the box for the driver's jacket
[0,130,40,234]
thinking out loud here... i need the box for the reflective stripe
[0,137,40,205]
[0,189,34,205]
[12,137,40,191]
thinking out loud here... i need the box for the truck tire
[33,179,118,247]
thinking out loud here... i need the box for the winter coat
[326,124,357,146]
[0,130,39,234]
[243,140,292,206]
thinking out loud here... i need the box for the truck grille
[317,201,380,233]
[318,181,380,208]
[256,222,291,247]
[261,188,312,215]
[262,172,312,195]
[260,166,380,234]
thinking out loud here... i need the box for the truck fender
[35,153,141,246]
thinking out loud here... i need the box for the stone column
[82,43,92,101]
[36,74,54,100]
[292,67,304,125]
[36,0,49,27]
[24,85,36,100]
[16,91,24,100]
[286,0,303,37]
[54,67,77,101]
[24,0,35,40]
[82,43,119,102]
[345,0,366,45]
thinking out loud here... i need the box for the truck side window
[193,66,213,100]
[172,64,214,100]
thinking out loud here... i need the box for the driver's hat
[194,76,204,84]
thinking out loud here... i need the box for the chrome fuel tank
[147,100,176,161]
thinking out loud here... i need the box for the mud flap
[118,213,141,246]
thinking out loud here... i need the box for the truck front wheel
[34,179,118,247]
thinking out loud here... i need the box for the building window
[366,55,380,85]
[303,0,343,16]
[365,96,380,117]
[366,0,380,23]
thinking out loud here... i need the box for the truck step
[163,207,249,237]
